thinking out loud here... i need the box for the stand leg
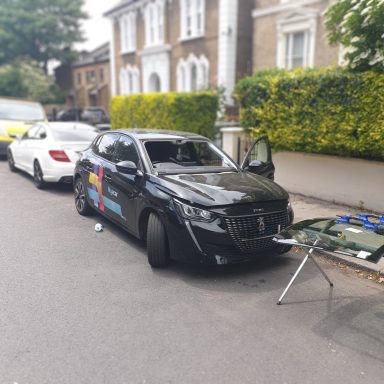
[309,255,333,287]
[277,253,310,305]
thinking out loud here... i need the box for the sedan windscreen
[51,126,98,142]
[144,140,236,173]
[0,101,45,121]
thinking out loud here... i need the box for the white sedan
[7,122,99,188]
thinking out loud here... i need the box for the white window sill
[120,48,136,55]
[179,34,205,43]
[139,44,171,56]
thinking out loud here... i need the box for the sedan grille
[224,210,290,253]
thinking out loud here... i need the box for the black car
[73,129,294,267]
[57,107,110,125]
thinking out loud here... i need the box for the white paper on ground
[356,250,371,260]
[345,227,364,234]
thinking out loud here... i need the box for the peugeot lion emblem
[257,217,266,232]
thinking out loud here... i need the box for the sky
[77,0,120,52]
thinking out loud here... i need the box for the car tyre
[7,149,16,172]
[147,213,170,268]
[74,177,92,216]
[33,160,47,189]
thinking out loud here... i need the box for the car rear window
[51,125,98,142]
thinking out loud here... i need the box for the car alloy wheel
[74,177,92,216]
[33,160,47,189]
[7,149,16,172]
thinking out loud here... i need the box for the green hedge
[110,91,219,138]
[235,68,384,160]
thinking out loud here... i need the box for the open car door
[241,135,275,180]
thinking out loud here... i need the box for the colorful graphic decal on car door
[87,164,124,218]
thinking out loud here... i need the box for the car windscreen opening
[144,140,235,172]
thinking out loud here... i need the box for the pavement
[1,160,384,384]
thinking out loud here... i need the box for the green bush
[235,68,384,160]
[110,91,219,138]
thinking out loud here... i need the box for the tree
[325,0,384,72]
[0,0,87,73]
[0,60,65,104]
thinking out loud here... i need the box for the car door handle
[104,174,112,183]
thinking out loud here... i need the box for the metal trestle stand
[277,240,334,305]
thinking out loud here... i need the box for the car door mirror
[241,136,275,179]
[116,161,138,175]
[15,134,23,141]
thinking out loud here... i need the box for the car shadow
[91,212,331,296]
[11,167,74,194]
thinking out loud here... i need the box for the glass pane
[191,64,198,91]
[291,32,305,67]
[51,124,98,142]
[97,134,119,161]
[114,136,140,165]
[276,218,384,264]
[249,138,270,163]
[292,32,304,56]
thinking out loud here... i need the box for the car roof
[0,97,43,106]
[38,122,98,131]
[112,128,208,140]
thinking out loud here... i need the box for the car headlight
[174,199,215,222]
[0,126,7,136]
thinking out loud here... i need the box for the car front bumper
[165,204,293,265]
[0,139,12,156]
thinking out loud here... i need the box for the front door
[241,136,275,180]
[85,133,122,222]
[109,135,143,231]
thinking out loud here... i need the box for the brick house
[70,43,111,111]
[252,0,339,71]
[104,0,254,103]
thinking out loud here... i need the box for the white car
[7,122,99,188]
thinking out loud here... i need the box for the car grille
[224,210,290,253]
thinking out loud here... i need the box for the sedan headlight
[174,199,215,222]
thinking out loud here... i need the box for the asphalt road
[0,160,383,384]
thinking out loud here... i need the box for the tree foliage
[0,60,65,104]
[324,0,384,71]
[0,0,87,72]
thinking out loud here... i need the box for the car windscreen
[51,125,99,142]
[0,100,45,121]
[144,140,237,174]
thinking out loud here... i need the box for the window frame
[93,133,120,163]
[276,10,317,69]
[112,135,143,169]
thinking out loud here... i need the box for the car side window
[95,134,119,162]
[36,127,47,140]
[23,126,40,140]
[113,135,141,167]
